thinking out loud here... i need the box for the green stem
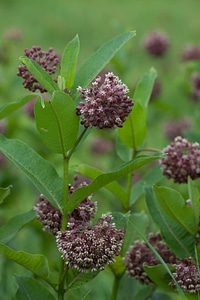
[67,127,88,160]
[110,276,120,300]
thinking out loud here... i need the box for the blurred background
[0,0,200,299]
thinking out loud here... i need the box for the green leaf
[74,164,127,203]
[118,68,157,148]
[0,244,50,279]
[143,264,175,291]
[14,276,55,300]
[188,177,200,228]
[71,31,136,99]
[133,67,157,108]
[115,133,131,162]
[145,185,195,258]
[0,210,35,244]
[0,185,12,204]
[0,135,63,209]
[61,34,80,90]
[154,185,198,235]
[107,256,125,278]
[118,102,146,148]
[66,269,99,290]
[0,94,36,119]
[68,153,163,212]
[34,91,79,154]
[19,56,58,94]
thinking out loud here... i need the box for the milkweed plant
[0,31,200,300]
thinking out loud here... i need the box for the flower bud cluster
[124,233,178,285]
[76,72,133,129]
[163,118,191,140]
[169,258,200,293]
[181,45,200,61]
[17,46,59,92]
[160,136,200,183]
[190,72,200,101]
[143,30,169,57]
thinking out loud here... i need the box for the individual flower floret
[17,46,59,92]
[124,233,179,285]
[76,72,134,129]
[143,30,170,57]
[169,258,200,293]
[56,213,125,272]
[160,136,200,183]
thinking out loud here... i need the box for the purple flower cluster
[181,45,200,62]
[169,258,200,293]
[143,30,169,57]
[124,233,178,285]
[160,136,200,183]
[190,72,200,102]
[56,213,125,272]
[17,46,59,92]
[163,118,191,140]
[76,72,133,129]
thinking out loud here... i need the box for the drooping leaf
[145,185,195,258]
[67,153,163,212]
[34,91,79,154]
[74,164,127,203]
[61,34,80,90]
[0,185,12,204]
[0,135,63,209]
[0,210,35,244]
[19,56,58,94]
[0,94,36,119]
[14,276,55,300]
[71,31,136,99]
[0,244,50,279]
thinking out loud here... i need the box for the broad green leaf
[0,244,50,279]
[187,177,200,228]
[71,31,136,99]
[130,164,163,206]
[61,34,80,90]
[0,185,12,204]
[118,102,146,148]
[133,67,157,108]
[154,185,198,235]
[19,56,58,94]
[67,153,163,212]
[14,276,55,300]
[0,94,36,119]
[143,264,176,292]
[66,269,99,291]
[74,164,127,203]
[0,210,35,243]
[34,91,79,154]
[145,185,195,258]
[0,135,63,209]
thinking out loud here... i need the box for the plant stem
[110,276,120,300]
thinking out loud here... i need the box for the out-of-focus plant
[1,31,200,300]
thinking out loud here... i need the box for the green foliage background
[0,1,200,299]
